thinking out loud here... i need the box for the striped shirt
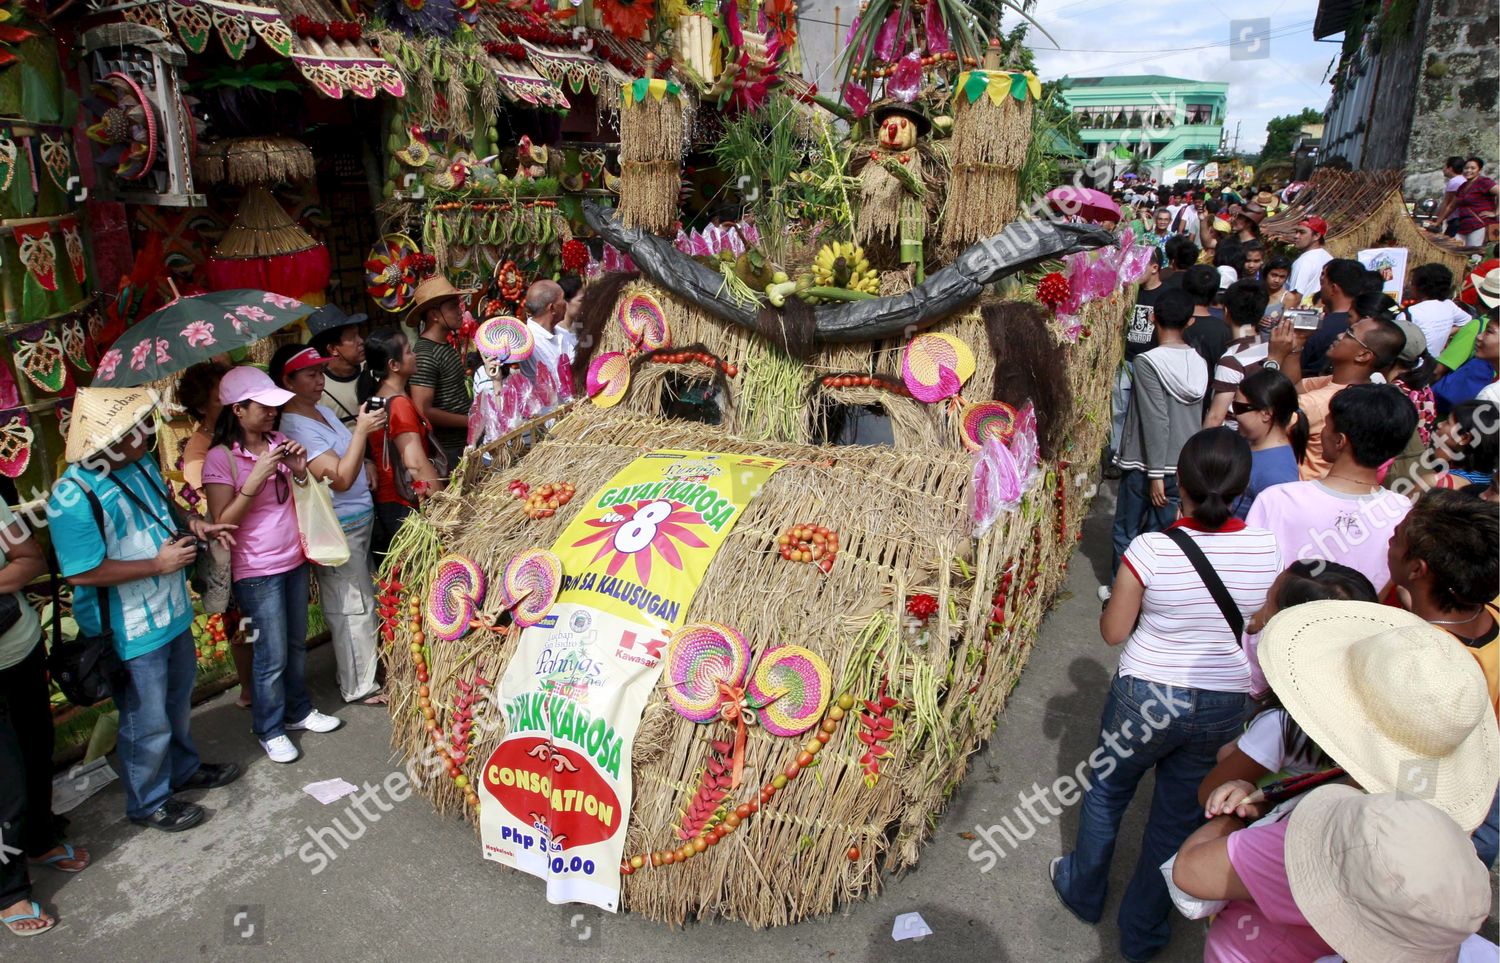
[1118,519,1282,693]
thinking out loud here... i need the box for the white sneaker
[260,735,299,763]
[286,709,344,733]
[1097,585,1112,602]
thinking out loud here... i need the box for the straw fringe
[618,95,686,234]
[385,280,1130,928]
[213,185,319,258]
[194,137,316,187]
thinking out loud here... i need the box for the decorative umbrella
[1045,187,1122,225]
[92,286,313,387]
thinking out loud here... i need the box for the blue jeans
[1110,470,1179,576]
[1053,674,1250,961]
[1109,363,1132,458]
[111,628,201,820]
[235,565,312,740]
[1473,789,1499,868]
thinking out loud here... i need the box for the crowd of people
[1080,197,1499,959]
[0,276,580,936]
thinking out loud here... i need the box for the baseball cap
[219,365,295,408]
[1300,216,1329,238]
[1392,318,1427,364]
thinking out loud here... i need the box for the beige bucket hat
[1258,600,1499,831]
[1285,786,1491,963]
[64,387,158,463]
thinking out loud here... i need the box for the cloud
[1027,0,1330,151]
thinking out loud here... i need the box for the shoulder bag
[47,479,129,706]
[1163,527,1244,645]
[382,395,449,504]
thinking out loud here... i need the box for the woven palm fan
[84,71,160,181]
[198,136,330,299]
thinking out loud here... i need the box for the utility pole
[1234,121,1241,156]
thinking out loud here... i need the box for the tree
[1259,108,1323,163]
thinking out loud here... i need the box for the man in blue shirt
[45,389,240,832]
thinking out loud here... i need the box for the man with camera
[44,388,241,832]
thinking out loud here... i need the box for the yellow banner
[549,449,785,630]
[481,449,783,910]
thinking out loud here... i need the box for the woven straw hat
[65,387,158,463]
[406,275,462,322]
[1285,786,1491,963]
[1258,600,1499,830]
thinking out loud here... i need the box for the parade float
[377,10,1153,926]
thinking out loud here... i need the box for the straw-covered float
[380,28,1154,928]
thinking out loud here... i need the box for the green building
[1056,75,1229,183]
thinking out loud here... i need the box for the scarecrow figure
[854,101,945,280]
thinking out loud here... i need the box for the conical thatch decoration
[213,185,319,258]
[194,136,316,187]
[942,43,1035,246]
[618,57,686,234]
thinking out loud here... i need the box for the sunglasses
[1229,401,1263,416]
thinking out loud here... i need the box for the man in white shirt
[520,280,572,411]
[1282,216,1333,308]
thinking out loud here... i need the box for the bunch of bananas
[812,241,879,294]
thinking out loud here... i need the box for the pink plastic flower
[183,320,216,348]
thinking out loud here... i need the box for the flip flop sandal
[28,843,88,873]
[3,901,57,937]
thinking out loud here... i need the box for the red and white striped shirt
[1119,518,1282,693]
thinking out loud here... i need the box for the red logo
[618,630,664,660]
[482,737,620,850]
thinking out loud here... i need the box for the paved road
[19,489,1479,962]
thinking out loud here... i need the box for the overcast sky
[1022,0,1336,152]
[796,0,1339,153]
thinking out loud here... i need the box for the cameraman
[45,389,241,833]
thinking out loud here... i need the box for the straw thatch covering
[212,185,320,258]
[385,277,1129,927]
[1260,169,1472,278]
[942,95,1028,246]
[194,136,316,187]
[618,91,689,234]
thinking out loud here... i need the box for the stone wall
[1403,0,1500,199]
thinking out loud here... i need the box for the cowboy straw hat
[1254,190,1277,208]
[65,387,158,463]
[1258,600,1498,831]
[406,275,462,322]
[1285,786,1491,963]
[1469,266,1499,308]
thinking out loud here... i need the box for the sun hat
[219,365,295,408]
[1240,202,1267,224]
[1284,786,1491,963]
[406,275,462,322]
[1258,600,1498,830]
[1254,190,1277,208]
[64,387,158,463]
[1392,318,1428,364]
[1469,266,1500,308]
[305,303,368,351]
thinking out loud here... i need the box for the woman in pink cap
[202,366,343,764]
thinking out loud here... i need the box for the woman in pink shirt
[203,367,343,765]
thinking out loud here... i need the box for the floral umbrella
[92,288,313,387]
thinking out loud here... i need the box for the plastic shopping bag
[291,475,351,567]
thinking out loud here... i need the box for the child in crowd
[1106,289,1209,589]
